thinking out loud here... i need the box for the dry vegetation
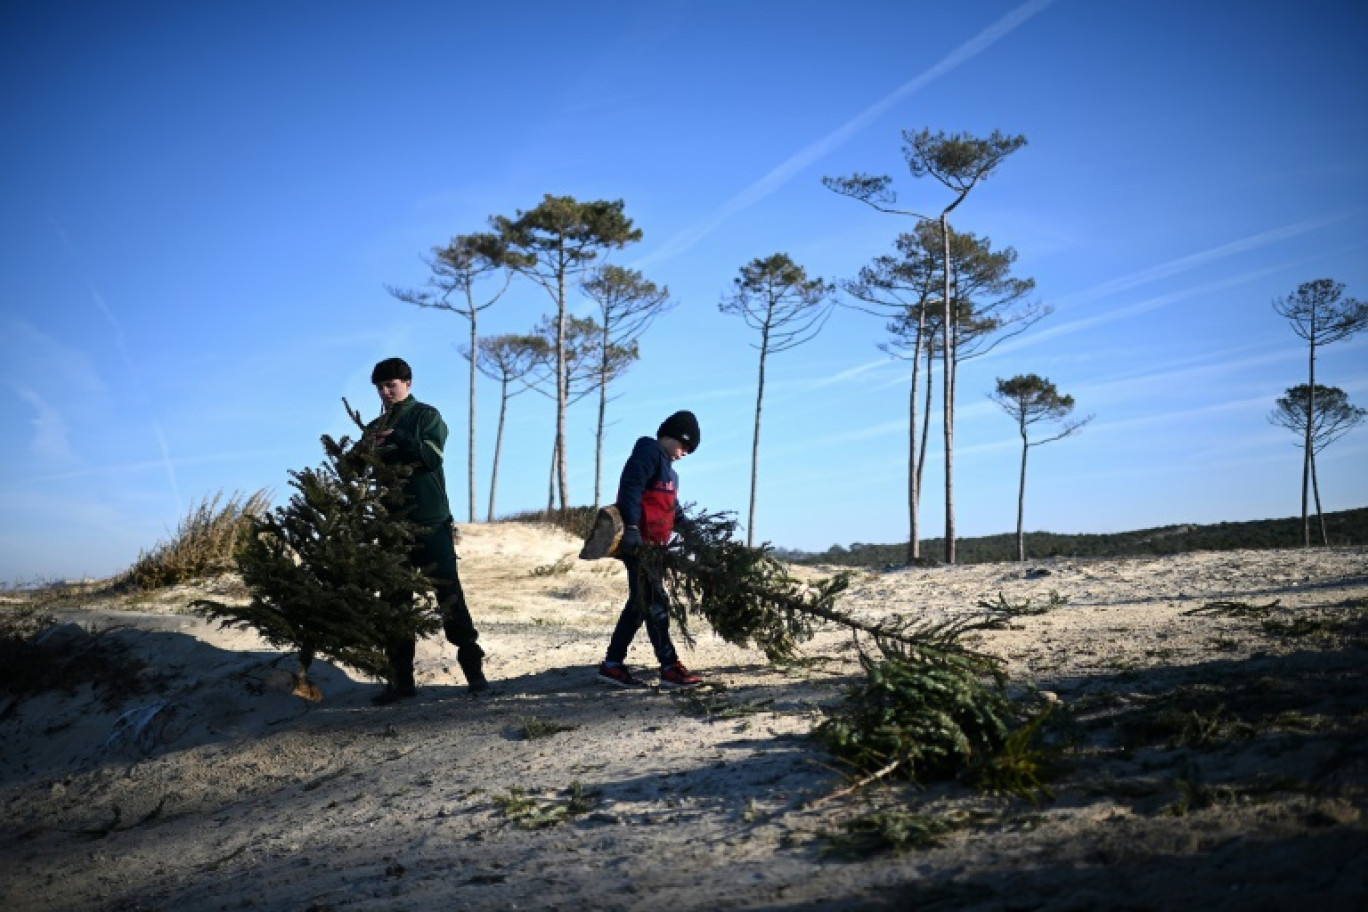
[115,490,271,593]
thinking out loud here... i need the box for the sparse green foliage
[529,555,576,577]
[1261,615,1338,638]
[821,809,954,857]
[1163,768,1244,817]
[1173,705,1252,747]
[674,685,775,722]
[520,715,578,739]
[118,490,272,590]
[967,707,1057,803]
[976,590,1068,616]
[493,781,599,828]
[1184,598,1359,640]
[1118,700,1255,750]
[1269,710,1330,732]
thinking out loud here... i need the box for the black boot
[458,648,489,694]
[371,682,417,706]
[376,639,418,705]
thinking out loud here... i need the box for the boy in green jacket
[366,357,486,703]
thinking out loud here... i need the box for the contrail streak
[638,0,1056,266]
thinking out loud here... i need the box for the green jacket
[367,396,453,527]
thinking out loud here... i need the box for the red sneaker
[597,662,648,688]
[659,661,702,689]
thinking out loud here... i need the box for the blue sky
[3,0,1366,582]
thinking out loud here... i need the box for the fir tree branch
[642,506,1004,668]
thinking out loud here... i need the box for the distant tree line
[791,506,1368,569]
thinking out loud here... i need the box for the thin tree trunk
[555,257,570,511]
[546,435,558,513]
[487,378,509,522]
[1311,449,1329,546]
[1301,338,1317,547]
[907,360,919,565]
[915,337,936,558]
[594,382,607,507]
[941,211,957,564]
[917,340,935,506]
[1016,428,1029,562]
[748,338,770,548]
[467,311,479,523]
[906,315,926,565]
[594,328,609,507]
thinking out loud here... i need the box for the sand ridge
[1,528,1365,910]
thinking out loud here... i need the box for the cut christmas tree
[194,400,441,698]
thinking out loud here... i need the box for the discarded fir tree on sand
[194,400,441,699]
[637,507,1042,795]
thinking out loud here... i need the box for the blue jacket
[616,437,679,544]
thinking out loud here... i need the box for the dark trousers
[385,520,480,688]
[605,555,678,668]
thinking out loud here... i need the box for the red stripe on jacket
[617,436,679,544]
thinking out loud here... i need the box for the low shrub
[0,609,153,709]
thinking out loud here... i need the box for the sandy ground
[1,524,1366,911]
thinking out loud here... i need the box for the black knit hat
[657,410,700,453]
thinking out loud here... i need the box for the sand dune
[2,525,1365,910]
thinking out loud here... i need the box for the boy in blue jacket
[597,410,704,689]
